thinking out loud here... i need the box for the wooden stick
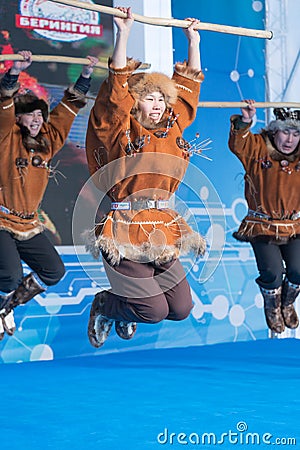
[81,97,300,109]
[198,102,300,108]
[0,54,150,70]
[52,0,272,39]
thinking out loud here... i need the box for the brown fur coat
[229,116,300,243]
[85,60,206,265]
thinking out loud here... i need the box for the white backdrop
[266,0,299,103]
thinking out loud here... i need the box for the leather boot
[1,311,16,337]
[87,291,113,348]
[115,321,137,340]
[0,318,4,341]
[260,286,285,333]
[281,278,300,329]
[0,273,45,333]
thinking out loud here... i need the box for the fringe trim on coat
[0,82,20,99]
[174,61,204,83]
[64,85,88,109]
[0,223,44,241]
[83,229,206,266]
[233,218,300,244]
[108,57,142,75]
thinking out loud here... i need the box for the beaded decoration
[93,147,105,171]
[29,149,49,170]
[15,149,65,185]
[255,156,300,174]
[153,108,179,139]
[255,157,273,169]
[177,133,213,160]
[125,130,151,157]
[280,160,300,175]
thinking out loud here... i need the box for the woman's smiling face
[16,109,44,137]
[137,91,166,125]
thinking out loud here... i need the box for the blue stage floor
[1,339,299,450]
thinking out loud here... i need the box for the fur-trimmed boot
[0,292,16,339]
[87,291,114,348]
[0,311,16,338]
[281,278,300,329]
[115,321,137,340]
[0,273,45,335]
[260,286,285,333]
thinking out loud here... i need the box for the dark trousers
[251,237,300,289]
[101,254,193,324]
[0,230,65,292]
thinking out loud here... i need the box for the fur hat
[266,108,300,133]
[14,93,49,122]
[128,72,178,109]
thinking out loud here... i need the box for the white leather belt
[111,200,169,211]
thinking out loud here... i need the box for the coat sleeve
[0,98,16,143]
[172,62,204,131]
[86,58,141,175]
[42,86,88,156]
[228,115,265,170]
[0,75,20,143]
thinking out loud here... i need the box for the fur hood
[14,94,49,122]
[266,107,300,133]
[128,72,178,109]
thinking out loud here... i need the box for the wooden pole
[0,54,150,70]
[198,102,300,108]
[7,54,297,108]
[52,0,272,39]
